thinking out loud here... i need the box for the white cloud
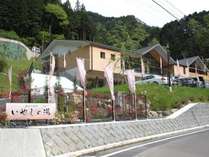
[65,0,209,27]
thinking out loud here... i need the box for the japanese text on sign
[6,103,56,120]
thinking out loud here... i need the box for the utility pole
[28,62,33,103]
[167,45,172,92]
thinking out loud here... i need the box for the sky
[65,0,209,27]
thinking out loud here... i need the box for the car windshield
[143,75,154,80]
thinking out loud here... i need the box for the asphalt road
[91,128,209,157]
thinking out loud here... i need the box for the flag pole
[104,63,115,121]
[8,66,12,100]
[76,57,87,123]
[9,81,12,101]
[9,75,11,100]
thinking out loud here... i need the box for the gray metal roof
[178,56,199,66]
[134,44,176,64]
[179,56,208,71]
[41,40,88,59]
[135,44,157,55]
[41,40,122,59]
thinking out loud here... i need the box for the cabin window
[111,54,116,61]
[100,52,105,59]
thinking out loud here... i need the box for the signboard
[6,103,56,120]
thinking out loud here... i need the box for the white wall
[31,73,82,95]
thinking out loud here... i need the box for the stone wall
[0,103,209,157]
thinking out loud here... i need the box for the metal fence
[0,91,147,126]
[58,92,147,123]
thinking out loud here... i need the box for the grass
[92,84,209,111]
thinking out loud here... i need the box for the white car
[136,74,168,85]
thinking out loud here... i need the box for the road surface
[87,128,209,157]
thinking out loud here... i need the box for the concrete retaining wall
[1,103,209,157]
[0,129,45,157]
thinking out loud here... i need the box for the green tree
[160,11,209,59]
[74,0,81,11]
[70,2,95,40]
[0,0,43,38]
[45,3,69,27]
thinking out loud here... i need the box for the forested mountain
[87,12,160,50]
[0,0,209,60]
[0,0,160,52]
[160,11,209,59]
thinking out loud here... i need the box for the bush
[0,57,7,72]
[0,29,20,40]
[0,112,7,122]
[92,84,209,111]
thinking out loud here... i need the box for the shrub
[92,84,209,111]
[0,112,7,122]
[0,56,7,72]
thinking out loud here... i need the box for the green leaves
[160,11,209,59]
[45,3,69,27]
[0,29,20,40]
[93,15,150,51]
[92,84,209,111]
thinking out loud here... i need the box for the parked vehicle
[171,76,179,85]
[136,74,168,85]
[205,81,209,88]
[177,77,205,88]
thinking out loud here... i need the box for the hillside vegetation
[0,0,159,51]
[1,0,209,60]
[0,56,42,93]
[92,84,209,111]
[160,11,209,60]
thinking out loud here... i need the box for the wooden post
[83,88,87,123]
[28,88,31,103]
[144,94,148,118]
[134,93,137,120]
[28,74,31,103]
[112,99,116,121]
[167,47,172,92]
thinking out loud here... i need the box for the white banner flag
[186,60,190,77]
[76,58,86,88]
[126,69,136,94]
[176,59,180,76]
[160,57,163,74]
[195,64,199,80]
[48,53,56,103]
[8,66,12,99]
[104,64,115,100]
[48,84,56,103]
[141,57,145,75]
[49,53,55,76]
[64,54,66,68]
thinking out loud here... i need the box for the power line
[163,0,186,16]
[151,0,180,20]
